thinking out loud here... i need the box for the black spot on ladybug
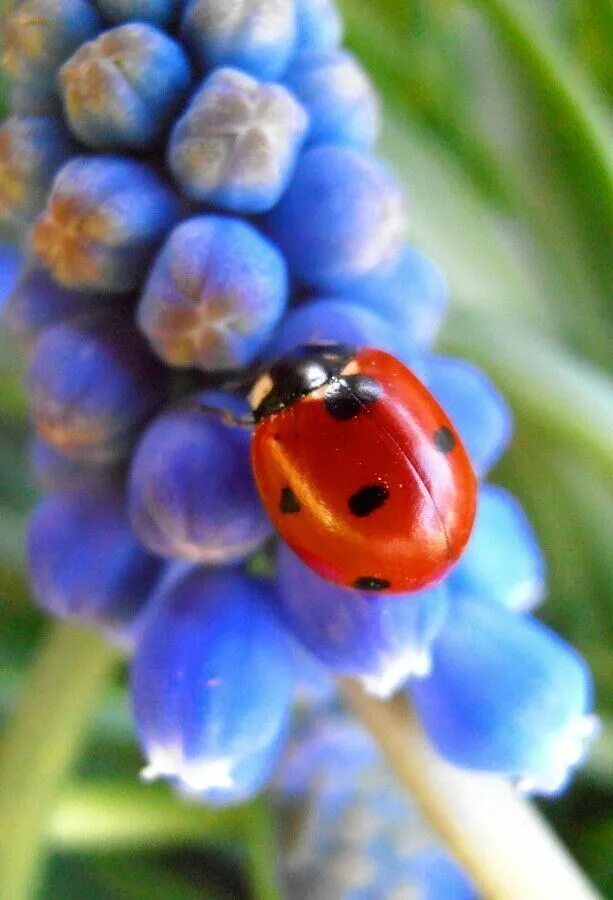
[354,576,391,592]
[280,487,301,514]
[324,375,381,420]
[348,484,390,517]
[433,426,456,454]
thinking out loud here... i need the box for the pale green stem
[340,681,600,900]
[0,623,119,900]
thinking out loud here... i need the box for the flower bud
[32,156,179,292]
[265,145,405,290]
[132,566,295,804]
[449,484,546,612]
[28,317,168,463]
[424,356,513,477]
[168,67,307,213]
[181,0,296,81]
[2,0,101,108]
[60,24,191,150]
[129,391,271,564]
[138,215,287,370]
[28,483,163,643]
[0,116,73,227]
[2,265,107,351]
[285,49,379,150]
[410,598,597,795]
[276,544,449,698]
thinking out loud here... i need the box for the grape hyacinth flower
[168,67,308,213]
[32,156,180,291]
[275,710,475,899]
[0,0,597,865]
[180,0,296,81]
[284,49,380,150]
[2,264,107,351]
[0,116,74,227]
[138,215,288,369]
[60,24,192,151]
[28,482,163,643]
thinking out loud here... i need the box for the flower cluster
[0,0,596,823]
[274,707,476,899]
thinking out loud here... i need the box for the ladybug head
[249,343,357,421]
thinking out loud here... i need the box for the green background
[0,0,612,896]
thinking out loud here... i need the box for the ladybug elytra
[247,344,478,595]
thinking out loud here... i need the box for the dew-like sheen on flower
[129,391,272,564]
[138,215,288,370]
[132,566,295,804]
[28,482,163,642]
[168,67,307,213]
[31,156,180,292]
[0,116,74,226]
[265,145,406,290]
[276,544,449,697]
[28,316,168,463]
[60,24,192,150]
[180,0,296,82]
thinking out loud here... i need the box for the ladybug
[246,343,478,595]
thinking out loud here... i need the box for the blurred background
[0,0,611,896]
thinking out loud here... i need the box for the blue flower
[2,264,106,351]
[60,24,192,150]
[449,483,546,612]
[28,482,164,643]
[131,566,295,804]
[265,145,405,290]
[138,215,288,370]
[31,156,179,292]
[27,316,168,462]
[181,0,296,81]
[275,711,476,899]
[284,49,379,150]
[265,296,425,372]
[294,0,343,55]
[276,543,449,698]
[339,244,449,348]
[168,67,307,213]
[30,437,113,492]
[424,355,513,477]
[0,116,74,228]
[129,391,271,564]
[410,598,597,795]
[2,0,101,112]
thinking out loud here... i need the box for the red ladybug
[248,344,478,595]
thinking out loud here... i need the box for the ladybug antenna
[189,397,255,429]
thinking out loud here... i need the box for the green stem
[442,309,613,480]
[340,681,599,900]
[0,623,119,899]
[243,800,283,900]
[471,0,613,207]
[48,780,249,852]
